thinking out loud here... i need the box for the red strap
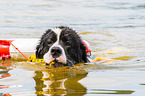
[82,41,91,54]
[10,42,30,61]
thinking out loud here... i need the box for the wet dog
[36,26,89,67]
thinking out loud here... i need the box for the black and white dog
[36,26,90,67]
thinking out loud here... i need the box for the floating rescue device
[0,40,13,60]
[0,39,38,60]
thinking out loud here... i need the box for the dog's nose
[51,47,62,58]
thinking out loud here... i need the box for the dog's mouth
[46,59,74,67]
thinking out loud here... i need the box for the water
[0,0,145,95]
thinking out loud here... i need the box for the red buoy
[0,40,13,60]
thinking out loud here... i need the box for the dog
[36,26,90,67]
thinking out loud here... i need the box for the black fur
[36,26,88,66]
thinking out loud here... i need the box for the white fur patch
[43,28,67,64]
[51,28,61,44]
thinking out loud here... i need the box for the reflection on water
[32,65,136,96]
[88,89,134,95]
[0,61,12,80]
[0,61,139,96]
[34,70,88,95]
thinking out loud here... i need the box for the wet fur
[36,26,88,66]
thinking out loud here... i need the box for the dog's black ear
[71,41,88,64]
[36,42,44,59]
[36,29,53,59]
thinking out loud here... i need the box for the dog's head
[36,26,88,67]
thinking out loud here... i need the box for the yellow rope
[27,55,45,63]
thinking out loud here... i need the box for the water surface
[0,0,145,96]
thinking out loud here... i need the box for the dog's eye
[48,41,53,45]
[65,41,70,46]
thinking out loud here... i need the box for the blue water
[0,0,145,96]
